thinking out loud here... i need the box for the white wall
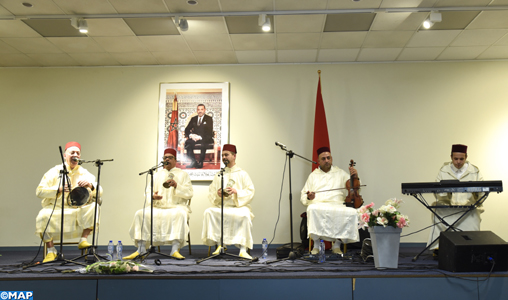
[1,61,507,248]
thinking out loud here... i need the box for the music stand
[25,146,86,269]
[197,167,251,263]
[409,191,490,261]
[68,158,112,263]
[135,163,181,262]
[266,144,316,264]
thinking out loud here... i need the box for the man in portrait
[184,104,214,169]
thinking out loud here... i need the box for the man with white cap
[35,142,102,263]
[202,144,255,259]
[124,148,193,260]
[301,146,360,255]
[428,144,484,252]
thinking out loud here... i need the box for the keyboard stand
[410,192,489,261]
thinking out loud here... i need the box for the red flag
[312,72,330,171]
[167,94,178,149]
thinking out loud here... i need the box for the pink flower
[132,265,139,271]
[358,206,367,214]
[372,210,379,217]
[361,212,370,223]
[365,202,375,209]
[397,217,407,228]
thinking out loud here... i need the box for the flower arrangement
[80,260,153,275]
[358,198,410,229]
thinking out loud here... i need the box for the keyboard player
[427,144,484,255]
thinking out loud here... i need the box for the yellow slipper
[43,252,57,263]
[332,248,343,255]
[78,240,92,249]
[123,251,140,260]
[239,251,252,260]
[212,246,223,255]
[171,251,185,260]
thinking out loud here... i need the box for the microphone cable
[22,169,64,267]
[259,154,288,261]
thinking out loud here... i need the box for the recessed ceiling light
[22,2,33,7]
[187,0,198,5]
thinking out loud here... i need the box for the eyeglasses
[163,156,175,160]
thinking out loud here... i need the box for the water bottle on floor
[318,240,326,263]
[108,240,114,261]
[261,238,268,259]
[116,241,123,261]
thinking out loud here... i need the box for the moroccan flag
[167,94,178,149]
[312,73,330,171]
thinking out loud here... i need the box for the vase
[368,226,402,269]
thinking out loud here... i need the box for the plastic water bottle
[116,241,123,261]
[261,238,268,259]
[318,240,326,263]
[107,240,114,260]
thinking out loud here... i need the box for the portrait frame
[157,82,230,181]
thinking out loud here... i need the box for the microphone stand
[136,163,181,263]
[266,144,316,264]
[197,167,251,263]
[25,147,86,268]
[69,159,113,263]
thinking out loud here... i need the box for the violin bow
[313,185,366,194]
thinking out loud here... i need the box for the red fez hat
[222,144,237,154]
[65,141,81,150]
[317,146,330,156]
[451,144,467,154]
[164,148,177,157]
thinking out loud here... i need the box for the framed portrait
[158,82,229,181]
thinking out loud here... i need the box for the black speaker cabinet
[439,231,508,272]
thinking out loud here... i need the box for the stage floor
[1,247,508,300]
[1,246,506,279]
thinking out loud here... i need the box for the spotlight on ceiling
[258,14,271,32]
[423,11,442,29]
[175,16,189,32]
[70,18,88,34]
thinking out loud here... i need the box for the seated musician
[301,147,360,255]
[201,144,255,259]
[427,144,484,254]
[35,142,102,263]
[124,148,193,260]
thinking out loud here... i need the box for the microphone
[223,159,229,166]
[275,141,287,150]
[162,161,170,165]
[71,157,84,165]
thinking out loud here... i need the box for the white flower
[385,198,403,209]
[376,217,388,226]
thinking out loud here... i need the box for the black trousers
[185,139,209,163]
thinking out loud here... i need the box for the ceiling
[1,0,508,67]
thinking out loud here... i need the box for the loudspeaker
[439,231,508,272]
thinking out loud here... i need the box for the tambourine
[67,187,93,208]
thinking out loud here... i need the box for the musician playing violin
[301,147,360,255]
[35,142,103,263]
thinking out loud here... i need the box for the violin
[344,159,364,209]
